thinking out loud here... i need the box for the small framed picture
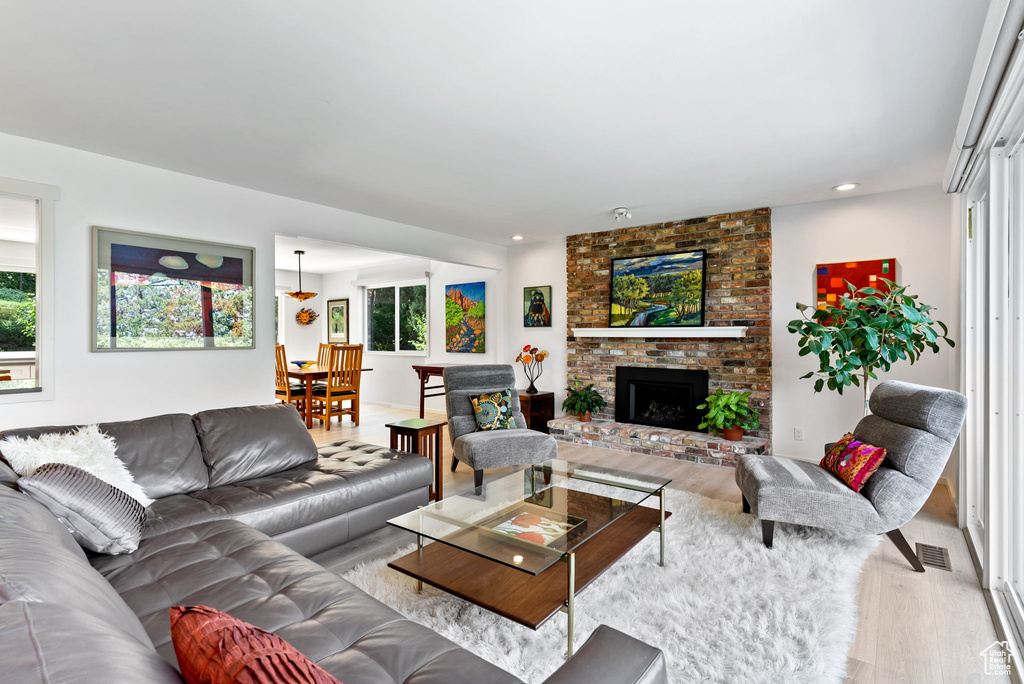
[326,299,349,343]
[524,285,552,327]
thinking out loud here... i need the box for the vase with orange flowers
[515,344,549,394]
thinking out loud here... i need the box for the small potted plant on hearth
[561,379,607,422]
[697,389,761,441]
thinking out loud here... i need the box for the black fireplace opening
[615,366,710,432]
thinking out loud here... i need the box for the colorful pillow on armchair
[821,432,887,493]
[470,389,515,431]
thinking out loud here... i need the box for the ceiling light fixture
[511,235,524,240]
[832,183,859,192]
[613,207,632,221]
[284,250,317,301]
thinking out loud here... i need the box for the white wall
[772,186,962,485]
[0,132,506,428]
[274,269,323,361]
[314,259,501,413]
[506,239,569,413]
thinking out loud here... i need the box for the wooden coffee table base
[388,503,670,657]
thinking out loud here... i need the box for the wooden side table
[518,391,555,433]
[386,418,448,501]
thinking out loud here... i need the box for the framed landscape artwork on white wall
[92,226,255,351]
[327,298,349,343]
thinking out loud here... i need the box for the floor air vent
[915,543,952,572]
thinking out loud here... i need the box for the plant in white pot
[787,278,954,414]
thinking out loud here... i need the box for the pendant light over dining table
[284,250,317,301]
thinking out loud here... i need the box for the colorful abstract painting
[610,250,706,327]
[445,281,485,353]
[523,285,552,327]
[815,258,898,310]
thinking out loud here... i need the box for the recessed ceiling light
[833,183,859,192]
[511,235,524,240]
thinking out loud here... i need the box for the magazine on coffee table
[477,504,587,550]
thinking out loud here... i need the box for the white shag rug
[342,489,879,684]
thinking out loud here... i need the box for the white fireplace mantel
[570,326,748,339]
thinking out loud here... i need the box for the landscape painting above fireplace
[610,249,707,327]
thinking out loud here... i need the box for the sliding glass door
[962,138,1024,651]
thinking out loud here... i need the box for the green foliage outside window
[367,286,396,351]
[369,284,427,352]
[0,272,36,352]
[399,285,427,351]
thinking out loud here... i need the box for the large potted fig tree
[787,278,954,414]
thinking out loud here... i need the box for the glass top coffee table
[387,459,671,657]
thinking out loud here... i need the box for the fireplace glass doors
[615,366,710,432]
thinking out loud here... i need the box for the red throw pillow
[170,605,342,684]
[820,432,887,493]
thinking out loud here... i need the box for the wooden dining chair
[274,343,305,411]
[312,343,335,390]
[310,343,363,429]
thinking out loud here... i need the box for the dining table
[287,363,373,428]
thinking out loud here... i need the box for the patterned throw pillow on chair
[471,389,515,431]
[821,432,887,493]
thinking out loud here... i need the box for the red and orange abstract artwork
[815,258,898,310]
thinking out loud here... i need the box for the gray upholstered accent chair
[735,381,967,572]
[443,364,559,488]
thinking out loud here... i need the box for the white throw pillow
[1,425,153,507]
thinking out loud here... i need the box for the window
[0,179,56,399]
[366,282,426,352]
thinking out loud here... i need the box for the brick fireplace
[549,208,772,467]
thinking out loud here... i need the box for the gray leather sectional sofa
[0,404,666,684]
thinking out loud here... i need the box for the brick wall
[566,208,772,444]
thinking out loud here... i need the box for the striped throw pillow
[17,462,146,554]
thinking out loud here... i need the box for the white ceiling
[0,1,987,244]
[275,235,425,274]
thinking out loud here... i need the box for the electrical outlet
[794,427,805,441]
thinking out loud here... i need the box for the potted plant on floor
[787,278,954,415]
[562,379,607,422]
[697,389,761,441]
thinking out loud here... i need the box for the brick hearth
[557,208,773,466]
[548,417,769,467]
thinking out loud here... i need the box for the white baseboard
[362,400,445,415]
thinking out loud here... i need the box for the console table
[411,364,453,418]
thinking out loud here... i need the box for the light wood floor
[306,404,1006,684]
